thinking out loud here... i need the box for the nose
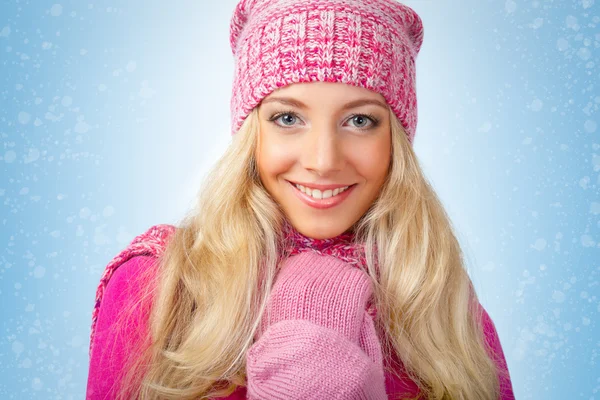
[301,124,344,177]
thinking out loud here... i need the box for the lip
[286,180,356,191]
[288,180,357,209]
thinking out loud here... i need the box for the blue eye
[269,111,302,127]
[268,111,380,130]
[349,115,373,129]
[344,113,381,130]
[278,113,298,126]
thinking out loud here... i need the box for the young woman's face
[256,81,391,239]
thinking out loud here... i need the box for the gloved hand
[246,251,387,400]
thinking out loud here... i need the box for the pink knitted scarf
[280,219,370,270]
[88,221,377,358]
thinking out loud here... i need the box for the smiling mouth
[288,181,357,198]
[287,180,357,209]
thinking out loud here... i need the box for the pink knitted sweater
[86,224,515,399]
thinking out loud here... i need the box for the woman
[86,0,515,399]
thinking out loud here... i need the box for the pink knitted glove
[246,251,387,400]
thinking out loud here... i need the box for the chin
[291,219,354,239]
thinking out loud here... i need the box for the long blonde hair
[114,106,504,399]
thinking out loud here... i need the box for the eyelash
[268,110,380,131]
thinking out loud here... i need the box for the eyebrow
[260,96,388,111]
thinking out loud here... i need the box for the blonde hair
[113,107,504,399]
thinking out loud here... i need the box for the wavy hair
[113,106,504,399]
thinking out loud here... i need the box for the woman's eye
[269,112,301,127]
[268,112,379,130]
[278,113,297,126]
[348,115,373,129]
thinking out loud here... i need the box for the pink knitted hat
[229,0,424,143]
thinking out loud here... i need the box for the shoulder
[475,305,516,399]
[475,303,503,345]
[87,254,161,399]
[95,255,159,347]
[92,255,158,341]
[474,302,509,367]
[95,223,176,301]
[89,223,177,356]
[103,255,159,307]
[96,223,176,293]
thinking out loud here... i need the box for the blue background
[1,0,598,398]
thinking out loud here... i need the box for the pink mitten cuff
[247,319,387,400]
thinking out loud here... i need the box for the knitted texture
[229,0,424,143]
[247,251,387,399]
[280,218,380,319]
[87,255,158,400]
[256,251,375,340]
[87,222,369,359]
[247,321,386,400]
[281,218,371,271]
[87,223,515,399]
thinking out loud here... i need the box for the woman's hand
[246,251,387,400]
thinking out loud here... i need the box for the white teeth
[294,183,350,200]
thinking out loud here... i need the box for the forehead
[260,81,388,110]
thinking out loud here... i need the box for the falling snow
[0,0,597,399]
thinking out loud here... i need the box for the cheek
[256,132,295,181]
[352,136,391,182]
